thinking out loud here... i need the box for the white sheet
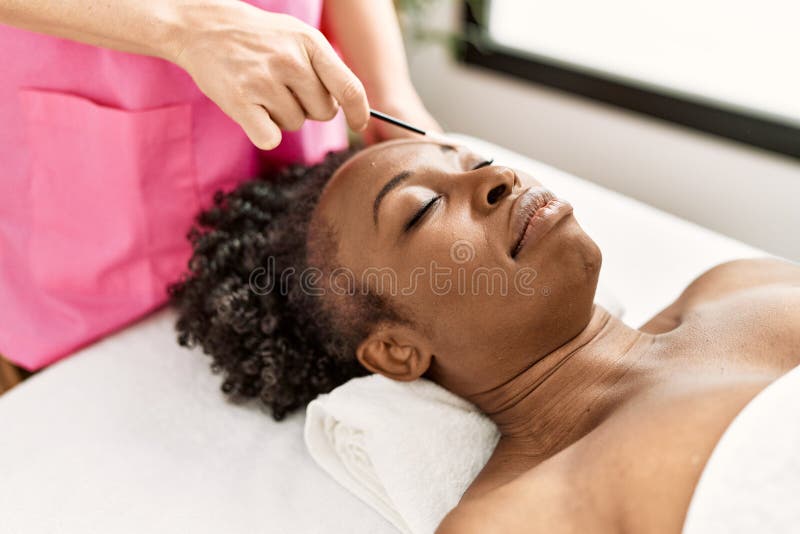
[0,134,765,533]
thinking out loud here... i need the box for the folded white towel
[304,375,500,534]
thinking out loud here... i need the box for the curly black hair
[169,148,406,420]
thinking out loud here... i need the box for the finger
[288,74,339,122]
[237,104,282,150]
[263,85,306,131]
[304,33,369,131]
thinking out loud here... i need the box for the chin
[568,221,602,317]
[579,233,602,282]
[536,215,600,274]
[535,216,601,317]
[559,215,601,277]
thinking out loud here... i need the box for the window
[462,0,800,159]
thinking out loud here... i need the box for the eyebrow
[373,170,413,225]
[371,144,456,225]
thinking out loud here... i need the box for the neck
[466,306,656,457]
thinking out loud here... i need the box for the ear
[355,324,433,382]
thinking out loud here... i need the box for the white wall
[403,3,800,261]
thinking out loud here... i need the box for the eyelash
[405,195,441,232]
[472,158,494,170]
[403,159,494,232]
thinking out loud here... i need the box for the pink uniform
[0,0,347,370]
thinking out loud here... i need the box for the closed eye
[405,195,441,232]
[472,158,495,170]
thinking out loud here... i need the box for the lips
[509,188,568,258]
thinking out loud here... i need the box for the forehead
[313,140,459,247]
[323,139,456,205]
[315,140,456,227]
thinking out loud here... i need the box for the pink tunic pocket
[19,89,198,357]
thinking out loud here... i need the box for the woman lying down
[170,139,800,534]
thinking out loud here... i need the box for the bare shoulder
[679,257,800,299]
[640,257,800,334]
[435,489,562,534]
[582,379,774,534]
[435,498,504,534]
[436,456,595,534]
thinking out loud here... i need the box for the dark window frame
[459,1,800,160]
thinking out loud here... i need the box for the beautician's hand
[170,2,369,149]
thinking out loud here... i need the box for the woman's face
[311,140,601,395]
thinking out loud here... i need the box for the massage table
[0,135,767,533]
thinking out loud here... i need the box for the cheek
[393,262,524,357]
[387,236,505,332]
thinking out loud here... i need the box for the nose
[468,166,516,214]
